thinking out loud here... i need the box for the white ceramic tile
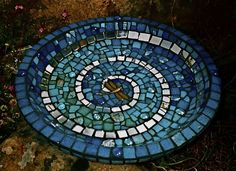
[108,57,116,62]
[126,57,132,62]
[129,100,137,106]
[77,75,84,81]
[72,125,84,133]
[95,130,105,138]
[161,83,169,89]
[182,50,189,59]
[128,31,139,39]
[80,70,87,75]
[153,114,162,121]
[127,127,138,136]
[41,91,49,98]
[112,107,121,112]
[158,108,167,115]
[57,115,67,123]
[83,127,95,136]
[149,36,162,45]
[121,105,130,110]
[136,124,147,133]
[150,68,159,74]
[75,86,81,92]
[84,65,94,71]
[106,132,116,138]
[125,77,132,82]
[46,104,55,111]
[118,55,125,61]
[75,81,81,86]
[81,99,90,105]
[134,86,140,93]
[138,33,151,42]
[171,44,181,54]
[161,40,172,49]
[133,93,139,99]
[162,89,170,95]
[46,64,54,73]
[144,119,156,128]
[50,110,61,118]
[92,60,100,66]
[117,130,128,138]
[43,98,51,104]
[163,96,170,103]
[77,92,84,100]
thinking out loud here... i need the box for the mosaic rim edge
[15,16,221,163]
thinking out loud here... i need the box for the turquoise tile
[160,138,174,151]
[123,147,136,159]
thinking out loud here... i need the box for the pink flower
[62,10,69,19]
[39,27,44,33]
[15,4,24,10]
[8,85,14,92]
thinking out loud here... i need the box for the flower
[62,10,69,19]
[8,85,14,92]
[15,4,24,10]
[9,99,17,107]
[39,25,46,34]
[39,27,45,33]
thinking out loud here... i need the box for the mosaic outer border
[15,16,221,164]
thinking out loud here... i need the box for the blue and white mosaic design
[15,16,221,163]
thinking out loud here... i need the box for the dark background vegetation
[0,0,236,170]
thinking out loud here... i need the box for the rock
[1,146,13,155]
[18,142,38,169]
[51,157,65,171]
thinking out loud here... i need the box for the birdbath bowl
[15,17,221,164]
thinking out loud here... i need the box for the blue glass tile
[85,144,98,156]
[18,99,30,107]
[38,39,48,46]
[60,26,70,32]
[72,140,86,153]
[45,34,54,41]
[190,121,203,133]
[123,147,136,159]
[172,132,185,146]
[206,99,219,109]
[136,146,148,158]
[181,127,195,140]
[202,107,215,118]
[160,138,175,151]
[41,126,54,137]
[50,131,64,143]
[15,74,25,83]
[137,23,146,32]
[17,69,27,77]
[26,112,39,123]
[61,136,75,148]
[32,119,46,130]
[98,146,110,158]
[22,56,32,64]
[112,147,123,157]
[197,114,210,125]
[147,143,162,155]
[21,106,34,115]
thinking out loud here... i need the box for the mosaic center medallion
[15,16,221,163]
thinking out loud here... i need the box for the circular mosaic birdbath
[15,16,221,163]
